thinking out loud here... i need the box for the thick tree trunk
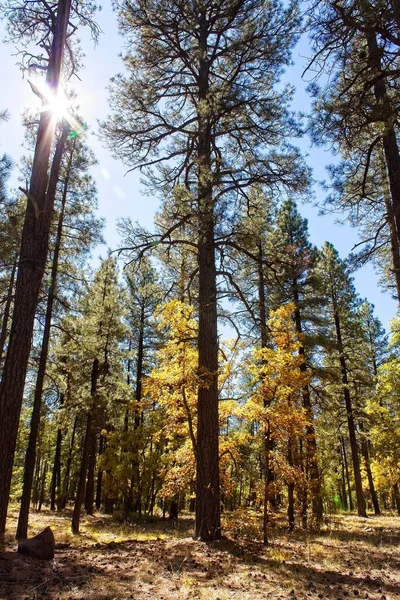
[194,17,221,541]
[381,158,400,302]
[0,256,17,367]
[333,308,367,517]
[195,209,220,540]
[0,0,72,538]
[16,129,70,540]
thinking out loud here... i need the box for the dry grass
[0,508,399,600]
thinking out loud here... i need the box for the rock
[18,526,55,561]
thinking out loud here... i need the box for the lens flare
[28,78,85,137]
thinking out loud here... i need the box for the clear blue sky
[0,4,397,330]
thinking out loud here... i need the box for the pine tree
[104,0,308,540]
[0,0,99,537]
[0,157,23,368]
[307,0,400,302]
[122,258,161,515]
[244,303,310,534]
[267,199,324,523]
[317,243,367,517]
[66,257,127,533]
[16,127,103,539]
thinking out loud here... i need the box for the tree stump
[18,526,55,560]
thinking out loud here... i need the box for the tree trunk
[293,293,323,521]
[287,438,295,532]
[299,439,308,529]
[0,0,72,538]
[32,453,42,508]
[257,242,274,545]
[16,129,71,540]
[71,358,98,534]
[341,435,354,511]
[393,483,400,515]
[50,426,62,512]
[84,429,96,515]
[60,414,77,509]
[381,153,400,302]
[0,256,17,367]
[132,306,145,515]
[366,27,400,303]
[71,411,92,534]
[95,433,105,510]
[333,309,367,517]
[359,424,380,515]
[194,18,221,541]
[38,461,48,512]
[339,443,348,510]
[263,428,271,545]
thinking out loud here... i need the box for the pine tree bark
[195,190,220,540]
[16,125,70,540]
[0,256,17,367]
[194,14,221,541]
[0,0,72,538]
[381,156,400,302]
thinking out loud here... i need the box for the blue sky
[0,4,397,330]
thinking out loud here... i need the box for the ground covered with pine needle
[0,509,399,600]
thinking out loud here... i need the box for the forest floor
[0,507,399,600]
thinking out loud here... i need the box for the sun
[27,77,84,135]
[46,89,71,122]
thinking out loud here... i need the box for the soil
[0,511,399,600]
